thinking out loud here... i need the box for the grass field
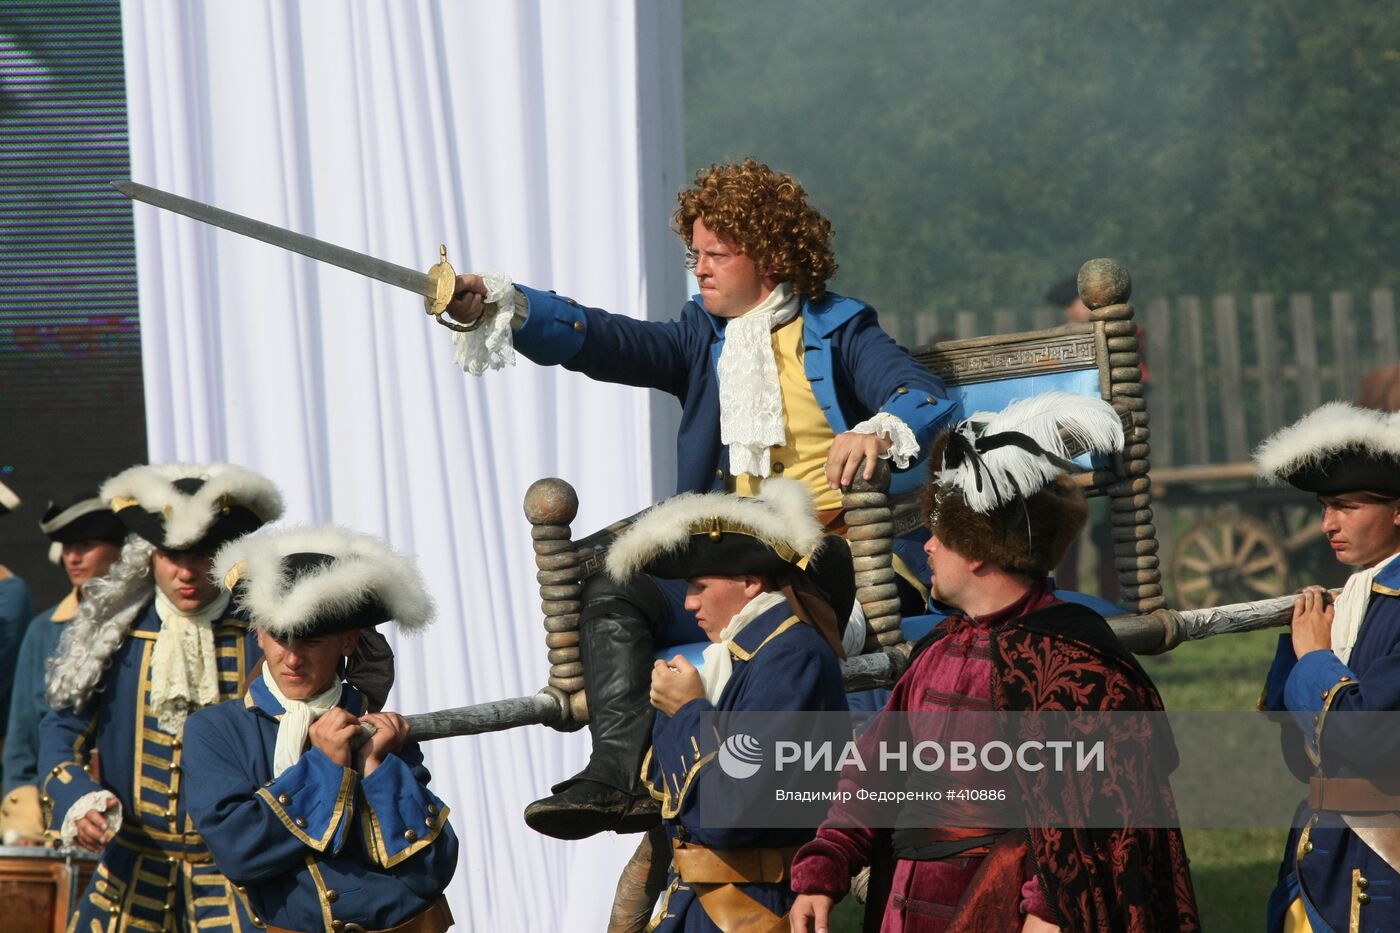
[827,626,1288,931]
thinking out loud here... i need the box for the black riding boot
[524,574,667,840]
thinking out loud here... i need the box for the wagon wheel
[1171,511,1289,609]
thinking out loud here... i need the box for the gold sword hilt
[425,244,474,333]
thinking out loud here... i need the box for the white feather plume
[935,391,1124,514]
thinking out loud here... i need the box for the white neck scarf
[149,590,229,734]
[262,673,346,778]
[1332,549,1400,665]
[717,283,801,478]
[698,591,789,704]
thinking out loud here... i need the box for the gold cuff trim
[257,765,356,852]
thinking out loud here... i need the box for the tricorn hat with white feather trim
[215,526,435,638]
[40,490,126,544]
[921,391,1125,576]
[605,479,856,647]
[102,462,284,553]
[1253,402,1400,497]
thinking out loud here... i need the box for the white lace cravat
[149,591,229,734]
[698,591,789,704]
[262,674,346,778]
[1332,550,1400,665]
[717,284,801,477]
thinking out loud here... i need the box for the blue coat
[3,592,74,793]
[0,574,34,739]
[1263,560,1400,932]
[511,286,955,498]
[645,602,849,931]
[38,598,261,930]
[183,677,458,932]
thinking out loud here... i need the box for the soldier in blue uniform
[2,491,126,844]
[443,159,955,839]
[0,477,34,764]
[183,525,457,933]
[1255,403,1400,932]
[39,462,284,932]
[598,478,851,930]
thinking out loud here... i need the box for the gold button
[1304,841,1314,854]
[427,804,438,815]
[572,321,585,332]
[332,923,345,933]
[403,829,418,842]
[1359,892,1370,906]
[896,386,908,394]
[278,794,292,805]
[1358,876,1370,890]
[425,817,434,827]
[925,395,936,403]
[295,817,308,828]
[326,889,339,903]
[715,469,724,479]
[164,810,175,820]
[172,739,182,751]
[772,461,785,474]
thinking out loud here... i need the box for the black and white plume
[935,391,1124,514]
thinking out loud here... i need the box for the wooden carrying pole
[405,589,1311,741]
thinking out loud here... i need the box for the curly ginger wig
[673,158,837,300]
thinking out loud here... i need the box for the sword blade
[113,180,437,299]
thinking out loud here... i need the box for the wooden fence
[886,286,1398,468]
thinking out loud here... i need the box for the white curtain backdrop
[120,1,685,928]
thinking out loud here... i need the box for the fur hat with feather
[215,526,434,637]
[1253,402,1400,497]
[921,392,1124,576]
[103,462,284,552]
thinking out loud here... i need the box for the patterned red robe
[791,584,1200,932]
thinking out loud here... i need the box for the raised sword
[111,179,472,331]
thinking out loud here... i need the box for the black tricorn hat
[605,479,855,651]
[1254,403,1400,497]
[216,526,435,639]
[40,491,127,545]
[101,463,284,553]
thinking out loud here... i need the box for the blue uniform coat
[1264,559,1400,932]
[511,286,954,498]
[182,677,458,933]
[3,593,74,793]
[38,599,260,931]
[645,602,849,930]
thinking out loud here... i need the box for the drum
[0,845,99,933]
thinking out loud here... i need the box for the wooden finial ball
[523,478,579,525]
[847,458,892,494]
[1078,258,1132,310]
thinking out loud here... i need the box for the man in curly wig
[443,158,955,840]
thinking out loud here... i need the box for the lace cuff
[850,412,920,468]
[60,791,121,847]
[450,273,523,376]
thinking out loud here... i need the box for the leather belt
[266,896,453,933]
[1309,777,1400,813]
[670,839,800,884]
